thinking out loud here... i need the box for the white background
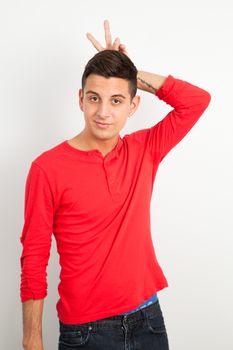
[0,1,232,349]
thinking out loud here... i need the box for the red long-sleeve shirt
[19,74,211,324]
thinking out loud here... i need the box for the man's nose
[97,102,111,119]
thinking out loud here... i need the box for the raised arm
[137,74,211,163]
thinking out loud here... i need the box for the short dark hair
[81,50,138,101]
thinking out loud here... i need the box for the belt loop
[140,306,147,324]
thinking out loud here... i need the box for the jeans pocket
[146,304,167,335]
[59,326,92,348]
[147,317,167,335]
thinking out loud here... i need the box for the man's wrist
[137,70,167,93]
[137,75,157,93]
[23,337,44,350]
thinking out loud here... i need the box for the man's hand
[86,19,129,57]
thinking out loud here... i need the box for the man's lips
[95,121,112,128]
[95,121,111,125]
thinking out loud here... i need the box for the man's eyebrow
[85,90,126,99]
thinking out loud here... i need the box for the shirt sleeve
[19,161,54,302]
[147,74,211,162]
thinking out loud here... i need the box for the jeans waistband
[59,299,161,330]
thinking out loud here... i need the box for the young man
[20,20,211,350]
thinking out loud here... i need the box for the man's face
[78,74,140,141]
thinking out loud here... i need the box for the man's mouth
[95,121,111,128]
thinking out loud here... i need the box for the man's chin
[91,130,118,141]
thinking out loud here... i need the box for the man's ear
[129,95,141,117]
[78,88,84,112]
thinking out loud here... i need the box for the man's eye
[90,96,98,102]
[112,99,121,104]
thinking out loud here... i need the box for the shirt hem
[57,284,168,324]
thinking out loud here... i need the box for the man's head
[78,50,140,143]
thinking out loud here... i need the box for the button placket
[103,159,115,187]
[102,155,121,202]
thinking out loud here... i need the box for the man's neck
[68,132,120,157]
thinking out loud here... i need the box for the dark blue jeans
[58,299,170,349]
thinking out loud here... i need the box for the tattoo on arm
[137,76,157,93]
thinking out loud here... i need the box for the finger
[86,32,104,51]
[119,44,129,56]
[104,19,112,48]
[121,49,129,56]
[112,37,120,50]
